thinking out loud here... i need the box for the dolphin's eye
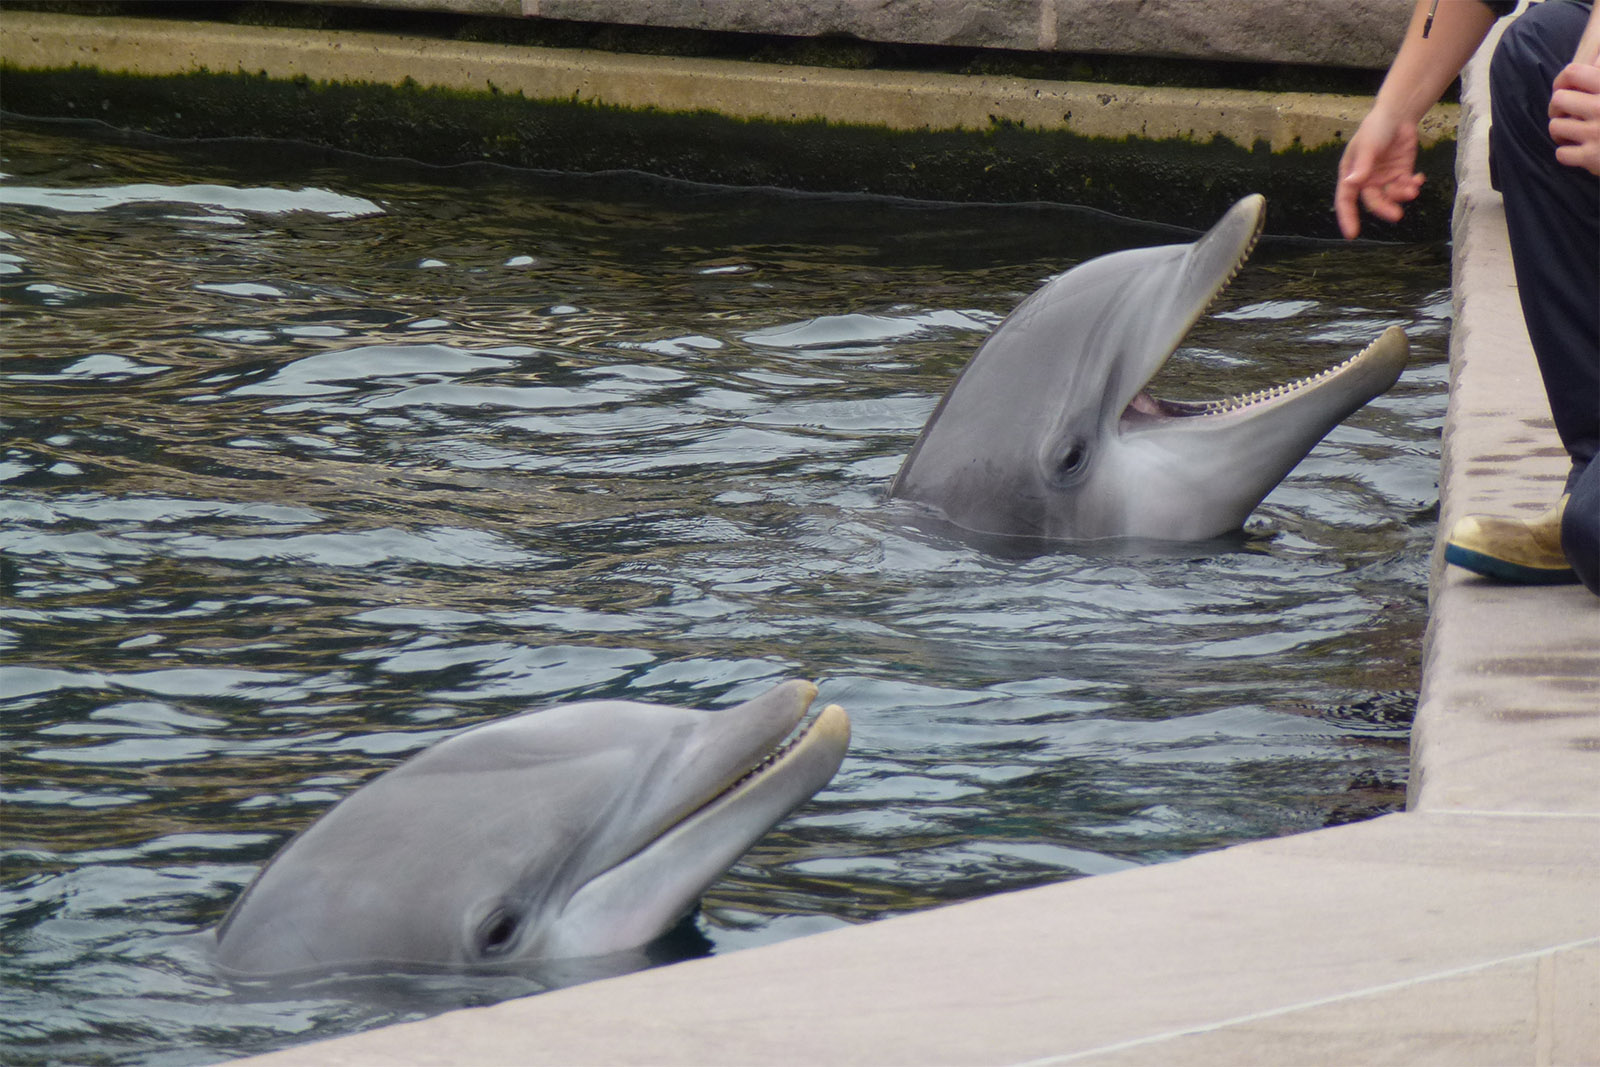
[476,908,522,957]
[1052,442,1089,483]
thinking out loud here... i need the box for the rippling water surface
[1,120,1449,1065]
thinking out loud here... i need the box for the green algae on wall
[0,64,1455,238]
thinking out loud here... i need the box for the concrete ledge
[0,9,1463,234]
[0,11,1451,151]
[1410,7,1600,818]
[231,813,1598,1066]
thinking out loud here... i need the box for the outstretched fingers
[1334,167,1368,240]
[1334,116,1424,239]
[1363,172,1426,219]
[1337,166,1425,239]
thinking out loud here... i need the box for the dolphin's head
[888,195,1409,543]
[213,680,849,978]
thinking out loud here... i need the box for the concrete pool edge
[213,19,1598,1067]
[0,9,1459,237]
[221,813,1597,1067]
[0,10,1437,149]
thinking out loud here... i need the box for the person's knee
[1488,14,1530,96]
[1491,0,1587,102]
[1490,11,1550,155]
[1508,2,1587,60]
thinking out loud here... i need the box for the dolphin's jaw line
[1205,199,1265,316]
[1121,330,1395,431]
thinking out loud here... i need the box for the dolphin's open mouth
[1121,329,1405,428]
[1114,199,1402,434]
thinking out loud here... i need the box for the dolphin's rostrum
[889,195,1410,543]
[213,680,849,978]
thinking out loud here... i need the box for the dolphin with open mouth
[888,195,1409,544]
[213,680,849,978]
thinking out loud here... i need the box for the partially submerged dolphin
[888,195,1409,543]
[213,680,849,978]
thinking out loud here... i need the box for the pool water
[0,119,1448,1065]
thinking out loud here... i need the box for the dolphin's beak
[679,680,849,837]
[700,700,852,818]
[1177,193,1267,322]
[544,688,850,957]
[1108,194,1267,422]
[656,684,850,854]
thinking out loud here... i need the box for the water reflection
[1,119,1444,1065]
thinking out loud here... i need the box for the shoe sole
[1444,542,1579,585]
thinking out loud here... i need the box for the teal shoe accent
[1443,542,1579,585]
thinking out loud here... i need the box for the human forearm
[1372,0,1500,123]
[1334,0,1505,238]
[1573,0,1600,65]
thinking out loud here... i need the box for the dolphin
[888,195,1409,543]
[213,680,849,978]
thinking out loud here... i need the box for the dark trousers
[1489,0,1600,593]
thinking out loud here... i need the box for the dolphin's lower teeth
[1148,342,1379,421]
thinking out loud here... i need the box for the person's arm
[1373,0,1500,121]
[1549,1,1600,175]
[1571,0,1600,65]
[1336,0,1499,238]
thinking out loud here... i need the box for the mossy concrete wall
[0,8,1455,236]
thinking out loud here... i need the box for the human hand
[1335,109,1426,239]
[1550,61,1600,176]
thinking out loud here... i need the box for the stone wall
[320,0,1413,70]
[1,5,1450,236]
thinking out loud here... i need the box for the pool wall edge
[0,9,1458,237]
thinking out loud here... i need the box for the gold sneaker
[1444,495,1578,584]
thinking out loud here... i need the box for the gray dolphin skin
[213,680,849,978]
[888,195,1410,543]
